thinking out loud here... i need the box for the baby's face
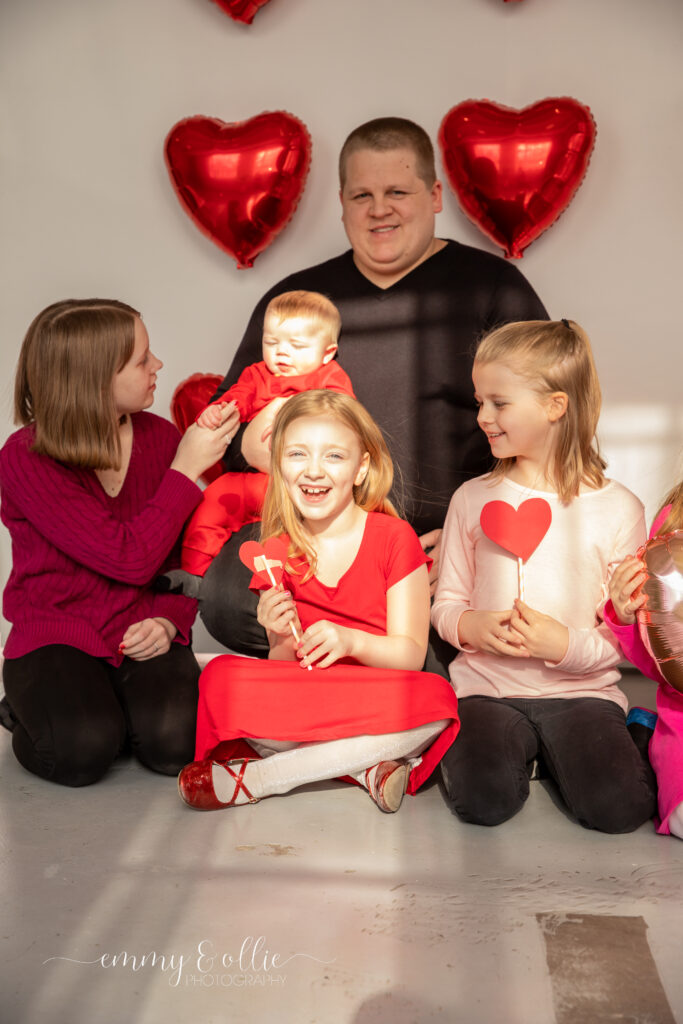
[262,314,336,377]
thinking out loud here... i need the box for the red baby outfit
[182,359,354,575]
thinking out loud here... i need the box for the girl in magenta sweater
[0,298,237,786]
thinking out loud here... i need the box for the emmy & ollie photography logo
[43,935,335,988]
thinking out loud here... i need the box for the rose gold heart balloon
[438,98,596,258]
[165,111,311,268]
[210,0,272,24]
[637,531,683,693]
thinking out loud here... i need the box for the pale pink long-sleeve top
[431,475,647,711]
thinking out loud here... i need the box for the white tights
[212,719,448,802]
[668,801,683,840]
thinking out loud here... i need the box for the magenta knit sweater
[0,412,202,664]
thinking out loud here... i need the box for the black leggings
[440,695,657,834]
[2,644,200,787]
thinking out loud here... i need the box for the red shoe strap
[223,759,255,804]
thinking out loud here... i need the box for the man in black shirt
[200,117,548,663]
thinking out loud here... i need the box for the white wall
[1,0,682,649]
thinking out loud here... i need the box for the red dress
[194,513,460,793]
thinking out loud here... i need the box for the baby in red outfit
[180,291,353,584]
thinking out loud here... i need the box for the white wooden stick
[517,557,525,601]
[255,555,311,670]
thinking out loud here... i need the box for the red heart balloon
[165,111,312,268]
[480,498,552,562]
[170,373,225,484]
[210,0,271,24]
[637,531,683,693]
[239,538,289,587]
[438,98,596,258]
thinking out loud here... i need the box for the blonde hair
[339,117,437,189]
[14,298,140,469]
[657,481,683,535]
[474,319,607,502]
[264,291,341,348]
[261,390,397,579]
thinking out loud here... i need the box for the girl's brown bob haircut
[14,298,140,470]
[474,319,607,502]
[260,390,397,579]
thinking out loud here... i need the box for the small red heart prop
[165,111,311,268]
[438,98,596,258]
[210,0,272,24]
[480,498,552,562]
[239,538,289,587]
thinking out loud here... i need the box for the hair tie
[561,318,570,329]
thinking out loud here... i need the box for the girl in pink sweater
[0,298,236,786]
[432,319,656,833]
[605,484,683,837]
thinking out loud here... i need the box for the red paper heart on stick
[438,98,596,258]
[210,0,271,24]
[480,499,552,562]
[637,531,683,693]
[165,111,312,268]
[239,538,289,587]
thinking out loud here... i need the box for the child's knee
[134,721,195,775]
[440,753,529,826]
[573,786,655,834]
[17,725,120,787]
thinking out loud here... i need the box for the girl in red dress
[178,390,459,812]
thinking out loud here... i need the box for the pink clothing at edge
[0,412,202,664]
[431,474,647,710]
[603,504,683,835]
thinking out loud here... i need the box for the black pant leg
[198,524,269,657]
[112,644,200,775]
[2,646,126,787]
[529,697,657,834]
[440,695,538,826]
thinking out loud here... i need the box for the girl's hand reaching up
[458,609,529,657]
[608,555,648,625]
[196,401,235,430]
[172,403,240,482]
[509,600,569,663]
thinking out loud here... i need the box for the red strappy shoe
[177,757,259,811]
[365,760,409,813]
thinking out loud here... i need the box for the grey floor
[1,671,681,1024]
